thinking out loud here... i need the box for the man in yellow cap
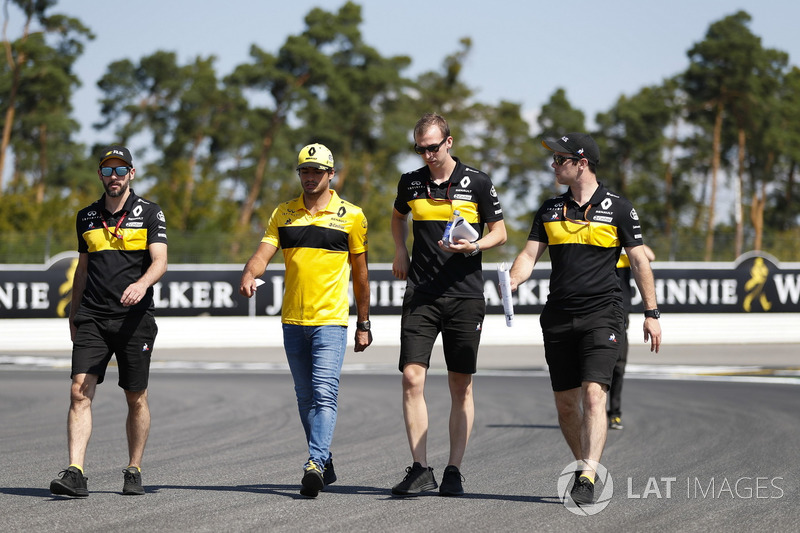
[240,143,372,498]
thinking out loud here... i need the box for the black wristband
[644,309,660,319]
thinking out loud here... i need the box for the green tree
[595,81,690,251]
[1,0,92,195]
[684,10,778,260]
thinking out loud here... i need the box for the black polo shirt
[528,182,643,313]
[75,190,168,317]
[394,157,504,298]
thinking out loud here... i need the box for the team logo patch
[460,176,471,188]
[142,343,150,352]
[608,334,617,343]
[630,208,639,221]
[601,198,612,210]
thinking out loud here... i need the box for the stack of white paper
[497,263,514,327]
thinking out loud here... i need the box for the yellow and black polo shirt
[393,157,504,298]
[528,183,643,313]
[76,190,168,317]
[262,190,368,326]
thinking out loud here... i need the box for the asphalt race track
[2,345,798,533]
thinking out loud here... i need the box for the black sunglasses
[552,154,582,166]
[100,166,132,177]
[413,138,447,155]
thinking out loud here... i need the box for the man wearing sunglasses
[507,132,661,507]
[50,145,168,498]
[391,113,507,497]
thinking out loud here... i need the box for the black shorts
[399,287,485,374]
[540,303,624,391]
[71,312,158,391]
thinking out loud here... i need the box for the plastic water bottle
[442,210,460,246]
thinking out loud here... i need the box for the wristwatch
[464,241,481,257]
[644,309,661,319]
[356,320,371,332]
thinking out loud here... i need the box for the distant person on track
[50,145,168,498]
[609,244,656,430]
[507,132,661,506]
[239,143,372,498]
[390,113,507,497]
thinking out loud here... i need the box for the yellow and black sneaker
[609,416,624,430]
[300,460,324,498]
[570,475,595,506]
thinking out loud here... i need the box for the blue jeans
[282,324,347,468]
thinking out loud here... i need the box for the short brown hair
[414,113,450,141]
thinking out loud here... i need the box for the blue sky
[14,0,800,145]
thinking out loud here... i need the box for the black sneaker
[323,459,337,486]
[609,416,624,430]
[439,465,464,496]
[300,460,324,497]
[391,462,437,496]
[50,466,88,497]
[122,467,145,495]
[570,476,595,505]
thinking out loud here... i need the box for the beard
[104,180,129,198]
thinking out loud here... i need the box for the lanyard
[101,211,127,240]
[426,179,452,203]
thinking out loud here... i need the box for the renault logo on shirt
[460,176,471,188]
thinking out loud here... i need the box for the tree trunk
[237,117,279,230]
[734,128,745,257]
[751,150,774,251]
[236,73,310,232]
[704,101,724,261]
[35,123,47,204]
[663,119,678,246]
[180,134,202,227]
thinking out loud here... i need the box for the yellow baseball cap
[296,143,334,170]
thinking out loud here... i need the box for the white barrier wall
[2,313,799,351]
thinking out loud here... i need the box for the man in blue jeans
[240,143,372,497]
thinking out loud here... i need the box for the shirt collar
[98,189,138,216]
[289,189,341,213]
